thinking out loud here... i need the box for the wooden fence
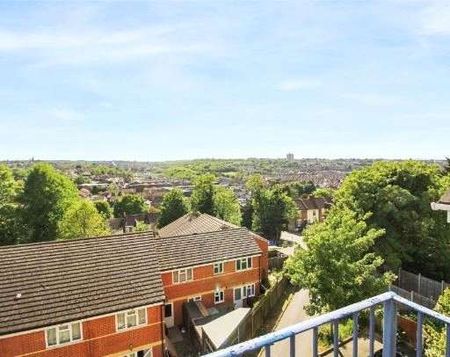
[224,276,290,348]
[393,268,449,306]
[268,256,288,271]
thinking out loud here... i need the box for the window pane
[72,322,81,340]
[234,288,241,301]
[187,268,192,280]
[236,260,241,270]
[248,257,252,268]
[138,308,146,325]
[59,328,70,344]
[117,313,125,329]
[179,270,186,282]
[47,328,57,346]
[164,304,172,317]
[173,271,178,283]
[242,259,247,270]
[127,313,137,328]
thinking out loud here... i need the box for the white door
[164,303,174,328]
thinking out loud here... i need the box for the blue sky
[0,1,449,161]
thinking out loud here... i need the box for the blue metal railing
[204,291,450,357]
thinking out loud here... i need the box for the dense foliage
[425,288,450,356]
[213,186,241,225]
[334,161,450,280]
[113,194,148,217]
[94,200,113,219]
[247,176,297,242]
[20,164,79,243]
[190,174,216,215]
[285,209,394,314]
[158,188,190,228]
[58,200,110,239]
[0,165,22,245]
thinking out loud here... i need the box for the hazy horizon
[1,1,449,161]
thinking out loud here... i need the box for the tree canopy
[213,186,241,225]
[251,184,297,242]
[158,188,190,228]
[94,200,113,219]
[425,288,450,356]
[191,174,216,215]
[113,194,148,217]
[0,165,22,245]
[20,163,79,243]
[285,209,394,314]
[58,200,110,240]
[334,161,450,280]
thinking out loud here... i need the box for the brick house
[0,232,165,357]
[0,216,268,356]
[157,228,267,327]
[288,196,332,230]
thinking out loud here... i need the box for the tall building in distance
[286,152,294,161]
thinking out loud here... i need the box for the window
[236,257,252,271]
[173,268,193,284]
[214,290,224,304]
[116,308,147,331]
[234,284,255,302]
[213,262,224,274]
[46,322,82,347]
[164,303,173,318]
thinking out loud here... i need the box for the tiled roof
[0,232,164,335]
[157,228,262,271]
[158,213,238,237]
[296,197,332,211]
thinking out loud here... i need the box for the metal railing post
[382,298,397,357]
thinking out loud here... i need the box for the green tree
[241,201,253,229]
[0,165,22,245]
[94,200,113,219]
[335,161,450,280]
[21,164,79,242]
[425,288,450,357]
[213,186,241,225]
[251,185,297,242]
[158,188,190,228]
[285,209,394,315]
[58,200,110,240]
[113,194,148,217]
[135,221,151,232]
[191,174,216,215]
[312,187,335,199]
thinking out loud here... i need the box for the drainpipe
[160,303,165,356]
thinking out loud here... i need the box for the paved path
[271,289,313,356]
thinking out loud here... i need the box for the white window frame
[45,321,82,348]
[213,262,224,275]
[233,283,256,302]
[235,257,252,271]
[173,268,193,284]
[214,289,225,304]
[116,307,147,331]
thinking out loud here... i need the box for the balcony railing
[205,291,450,357]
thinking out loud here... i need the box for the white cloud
[277,79,321,92]
[0,24,219,66]
[50,108,84,122]
[340,92,402,107]
[419,2,450,36]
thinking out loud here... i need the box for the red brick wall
[162,257,262,325]
[0,305,164,357]
[253,236,269,279]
